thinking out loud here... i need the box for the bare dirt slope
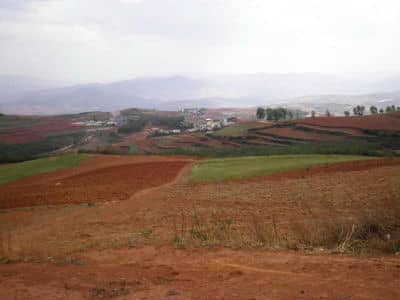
[1,156,400,299]
[1,246,399,300]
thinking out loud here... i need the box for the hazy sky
[0,0,399,82]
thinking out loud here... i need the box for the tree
[379,108,384,114]
[311,110,316,118]
[256,107,265,120]
[397,106,400,111]
[288,111,293,120]
[344,111,350,117]
[266,108,273,120]
[353,105,365,116]
[386,106,393,113]
[369,106,378,115]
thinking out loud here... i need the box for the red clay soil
[1,157,399,299]
[0,155,193,209]
[174,134,222,148]
[154,134,223,150]
[296,124,369,137]
[298,115,400,131]
[0,246,399,300]
[256,127,345,142]
[114,128,158,153]
[242,158,400,183]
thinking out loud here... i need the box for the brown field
[158,134,224,149]
[1,155,400,299]
[113,128,158,153]
[298,114,400,131]
[0,155,193,209]
[296,124,369,137]
[256,126,345,141]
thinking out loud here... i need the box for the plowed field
[298,114,400,131]
[1,156,399,300]
[0,155,193,209]
[257,127,344,141]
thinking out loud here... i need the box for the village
[71,108,240,137]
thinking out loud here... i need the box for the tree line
[343,105,400,117]
[256,107,296,121]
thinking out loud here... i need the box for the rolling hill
[1,73,400,114]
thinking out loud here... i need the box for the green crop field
[0,154,90,185]
[189,154,377,183]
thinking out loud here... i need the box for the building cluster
[183,110,238,133]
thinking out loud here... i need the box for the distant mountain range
[0,73,400,115]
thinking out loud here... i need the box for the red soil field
[256,126,344,141]
[0,155,193,209]
[153,134,224,150]
[0,117,83,144]
[174,134,222,147]
[1,156,399,299]
[1,246,399,300]
[296,124,368,137]
[114,128,157,153]
[298,114,400,131]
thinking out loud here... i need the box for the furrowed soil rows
[296,124,369,137]
[0,155,192,209]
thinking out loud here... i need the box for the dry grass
[291,201,400,254]
[1,163,399,261]
[167,201,400,254]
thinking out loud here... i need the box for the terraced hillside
[202,114,400,156]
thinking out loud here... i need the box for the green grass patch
[129,144,138,154]
[0,132,87,163]
[212,124,249,137]
[189,154,377,183]
[0,154,90,185]
[160,142,388,158]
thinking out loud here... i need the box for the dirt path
[0,246,399,300]
[128,160,194,201]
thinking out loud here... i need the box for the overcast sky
[0,0,399,83]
